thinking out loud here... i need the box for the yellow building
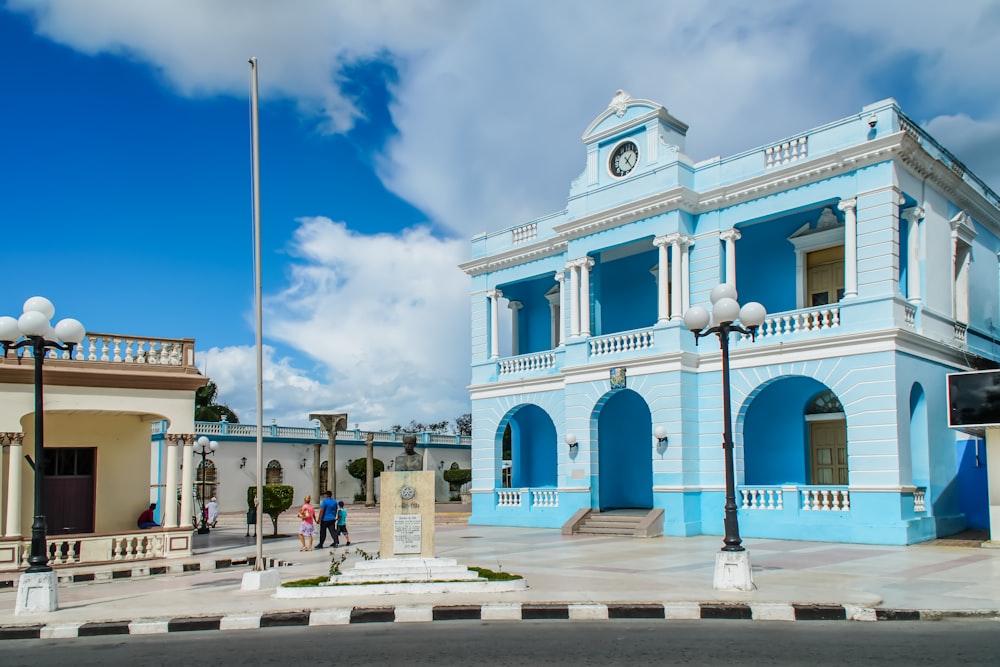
[0,333,207,571]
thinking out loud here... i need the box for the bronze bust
[394,434,424,471]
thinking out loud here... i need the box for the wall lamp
[239,457,247,469]
[565,433,578,450]
[654,425,669,446]
[438,460,445,469]
[299,457,307,469]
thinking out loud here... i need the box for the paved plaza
[1,506,999,637]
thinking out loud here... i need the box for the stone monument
[380,434,435,558]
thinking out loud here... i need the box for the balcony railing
[747,305,840,341]
[740,485,850,512]
[174,421,472,447]
[495,488,559,509]
[589,327,654,357]
[1,527,193,572]
[498,351,557,376]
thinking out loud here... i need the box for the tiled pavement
[1,506,998,639]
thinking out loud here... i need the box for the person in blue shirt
[336,500,351,547]
[316,491,339,548]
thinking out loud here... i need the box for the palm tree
[195,381,239,423]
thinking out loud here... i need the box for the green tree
[454,413,472,436]
[390,419,449,434]
[196,381,239,423]
[348,458,384,499]
[248,484,294,536]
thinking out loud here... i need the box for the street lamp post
[0,297,86,614]
[194,436,218,534]
[683,283,765,591]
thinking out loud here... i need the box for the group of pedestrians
[297,490,350,551]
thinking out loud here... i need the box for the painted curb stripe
[181,563,201,572]
[72,573,95,583]
[875,608,920,621]
[607,604,665,619]
[0,625,42,640]
[111,570,132,580]
[149,566,167,575]
[792,604,847,621]
[350,607,395,624]
[700,603,753,620]
[432,605,482,621]
[167,616,223,632]
[521,604,570,620]
[260,611,310,627]
[78,621,131,637]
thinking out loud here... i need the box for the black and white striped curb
[3,603,999,639]
[0,556,293,590]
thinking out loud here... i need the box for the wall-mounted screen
[947,370,1000,435]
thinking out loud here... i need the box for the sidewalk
[2,506,999,638]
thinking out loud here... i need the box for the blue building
[461,91,995,545]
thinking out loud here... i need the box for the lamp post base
[15,569,59,615]
[241,568,280,591]
[713,550,755,592]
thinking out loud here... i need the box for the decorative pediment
[788,207,844,253]
[582,89,688,147]
[950,211,977,244]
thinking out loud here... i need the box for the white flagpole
[248,56,265,572]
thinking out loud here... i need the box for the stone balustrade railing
[764,136,808,168]
[511,222,538,244]
[498,351,557,376]
[531,489,559,508]
[741,487,784,510]
[748,306,840,340]
[740,485,851,512]
[801,487,850,511]
[589,328,654,357]
[159,421,472,447]
[2,527,193,572]
[496,489,522,507]
[913,487,926,513]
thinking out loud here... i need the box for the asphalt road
[3,620,1000,666]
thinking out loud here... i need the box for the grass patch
[468,566,522,581]
[282,576,329,587]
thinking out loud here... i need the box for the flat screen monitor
[947,369,1000,435]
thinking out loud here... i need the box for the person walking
[336,500,351,547]
[316,490,339,548]
[297,495,317,551]
[206,497,220,528]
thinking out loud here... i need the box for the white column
[487,289,502,359]
[986,427,1000,546]
[508,300,523,356]
[180,436,195,527]
[838,198,858,298]
[4,433,24,537]
[680,237,692,313]
[653,236,670,322]
[553,272,566,347]
[579,257,594,336]
[568,261,580,336]
[163,435,179,527]
[668,234,682,320]
[720,229,741,289]
[903,206,924,304]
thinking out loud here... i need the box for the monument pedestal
[379,470,436,559]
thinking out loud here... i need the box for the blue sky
[3,1,1000,428]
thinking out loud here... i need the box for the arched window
[806,390,844,415]
[266,459,283,485]
[319,460,328,493]
[197,459,218,499]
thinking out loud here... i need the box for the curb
[3,603,999,639]
[0,556,294,590]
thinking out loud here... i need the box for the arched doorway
[502,404,557,488]
[596,389,652,509]
[743,378,846,486]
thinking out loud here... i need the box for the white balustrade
[498,351,557,375]
[13,531,169,571]
[531,489,559,507]
[764,136,808,168]
[511,223,537,244]
[913,488,926,513]
[954,323,968,342]
[749,306,840,340]
[496,490,523,507]
[801,487,850,511]
[904,305,916,326]
[589,328,654,357]
[740,488,783,510]
[64,333,194,369]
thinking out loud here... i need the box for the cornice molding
[0,361,208,392]
[459,239,568,277]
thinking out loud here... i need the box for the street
[2,619,999,666]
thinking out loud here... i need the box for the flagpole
[248,56,265,572]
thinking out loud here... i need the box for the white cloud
[922,114,1000,189]
[14,1,1000,236]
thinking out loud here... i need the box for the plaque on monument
[393,514,422,554]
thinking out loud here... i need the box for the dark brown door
[43,448,96,534]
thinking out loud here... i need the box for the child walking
[336,500,351,547]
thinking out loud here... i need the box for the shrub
[443,468,472,486]
[347,457,384,499]
[248,484,295,536]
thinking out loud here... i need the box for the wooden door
[806,246,845,306]
[43,448,96,534]
[810,421,848,485]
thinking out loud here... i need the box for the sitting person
[137,503,160,529]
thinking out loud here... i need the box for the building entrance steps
[563,508,664,538]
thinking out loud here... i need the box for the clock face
[610,140,639,177]
[400,485,416,500]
